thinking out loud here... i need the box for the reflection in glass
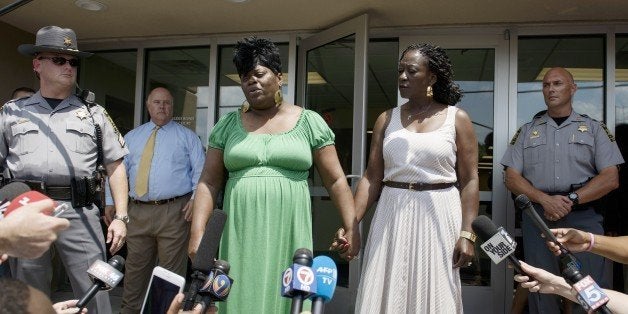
[144,47,210,140]
[216,43,289,119]
[80,50,137,135]
[517,37,604,127]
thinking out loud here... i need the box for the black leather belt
[383,181,456,191]
[132,193,190,205]
[17,180,72,200]
[46,186,72,200]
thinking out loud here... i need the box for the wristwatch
[113,214,130,224]
[568,192,579,205]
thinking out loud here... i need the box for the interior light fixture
[535,67,628,82]
[225,72,327,85]
[74,0,107,11]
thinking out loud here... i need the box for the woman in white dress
[335,43,479,313]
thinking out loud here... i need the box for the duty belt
[16,180,72,200]
[383,181,457,191]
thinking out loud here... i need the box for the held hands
[329,227,360,261]
[182,200,194,222]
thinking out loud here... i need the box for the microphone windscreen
[192,210,227,272]
[0,182,31,202]
[472,215,499,242]
[312,255,337,302]
[108,255,125,270]
[293,248,313,266]
[514,194,531,210]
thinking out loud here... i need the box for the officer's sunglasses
[37,56,80,67]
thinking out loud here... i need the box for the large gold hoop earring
[241,100,250,113]
[274,90,283,107]
[426,85,433,98]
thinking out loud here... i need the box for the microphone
[472,215,523,274]
[197,259,234,311]
[4,190,68,217]
[562,266,611,314]
[310,256,337,314]
[515,194,581,272]
[281,248,316,314]
[183,210,227,310]
[76,255,125,310]
[0,182,31,219]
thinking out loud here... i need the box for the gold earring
[426,85,433,98]
[241,100,250,113]
[274,90,283,107]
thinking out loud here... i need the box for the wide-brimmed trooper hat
[18,26,92,57]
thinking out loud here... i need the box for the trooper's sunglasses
[37,56,80,67]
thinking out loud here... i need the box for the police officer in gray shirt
[0,26,130,314]
[501,67,624,313]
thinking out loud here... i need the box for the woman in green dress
[188,37,360,313]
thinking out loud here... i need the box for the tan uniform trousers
[120,194,191,314]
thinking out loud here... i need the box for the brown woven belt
[383,181,456,191]
[132,193,190,205]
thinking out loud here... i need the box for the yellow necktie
[135,126,159,197]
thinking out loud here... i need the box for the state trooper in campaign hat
[18,25,93,57]
[1,25,130,314]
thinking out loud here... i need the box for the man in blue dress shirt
[105,87,205,313]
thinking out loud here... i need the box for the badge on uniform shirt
[17,118,29,124]
[75,109,89,120]
[530,130,540,139]
[577,125,588,133]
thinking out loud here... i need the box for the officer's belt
[18,180,72,200]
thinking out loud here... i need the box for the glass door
[399,34,511,313]
[297,14,368,313]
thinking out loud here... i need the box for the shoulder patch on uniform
[510,127,522,145]
[102,108,125,147]
[601,123,616,142]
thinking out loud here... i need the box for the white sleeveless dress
[355,106,463,314]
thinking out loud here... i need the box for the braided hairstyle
[400,43,463,106]
[233,36,282,77]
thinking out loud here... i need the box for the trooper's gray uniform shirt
[0,91,128,314]
[501,110,623,192]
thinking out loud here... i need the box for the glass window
[79,50,137,135]
[518,36,605,126]
[216,43,289,119]
[144,47,210,141]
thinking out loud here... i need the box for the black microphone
[197,259,233,312]
[562,267,612,314]
[0,182,31,219]
[472,215,523,274]
[76,255,125,310]
[515,194,581,272]
[183,210,227,310]
[282,248,315,314]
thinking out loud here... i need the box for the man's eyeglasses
[37,56,80,67]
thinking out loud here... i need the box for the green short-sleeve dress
[208,108,334,313]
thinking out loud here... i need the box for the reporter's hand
[549,228,590,255]
[0,199,69,259]
[514,261,572,298]
[52,299,86,314]
[167,293,217,314]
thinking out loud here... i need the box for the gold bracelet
[460,230,477,243]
